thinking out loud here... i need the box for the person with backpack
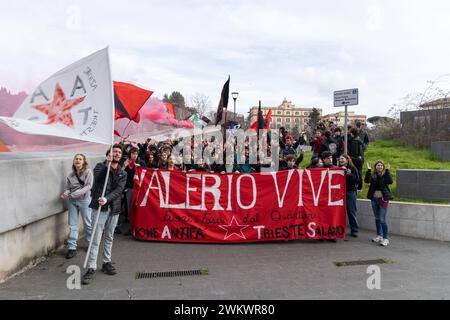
[319,131,338,157]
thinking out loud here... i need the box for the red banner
[130,168,347,243]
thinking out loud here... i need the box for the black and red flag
[257,101,266,130]
[249,106,271,132]
[214,76,230,126]
[113,81,153,123]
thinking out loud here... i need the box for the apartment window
[295,112,300,116]
[277,118,282,122]
[286,118,290,123]
[286,111,291,115]
[277,111,282,115]
[294,118,299,123]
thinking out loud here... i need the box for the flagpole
[223,107,227,148]
[122,119,132,137]
[257,100,261,168]
[83,145,114,269]
[84,47,115,269]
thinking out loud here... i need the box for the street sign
[334,88,359,107]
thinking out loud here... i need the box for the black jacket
[89,161,127,215]
[365,169,394,200]
[358,129,370,153]
[279,139,302,157]
[333,135,345,157]
[348,135,363,167]
[319,137,338,156]
[124,159,145,190]
[343,164,359,192]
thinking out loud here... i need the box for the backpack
[328,142,337,155]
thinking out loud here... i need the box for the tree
[189,92,212,116]
[306,108,321,136]
[291,125,301,140]
[163,91,186,110]
[245,111,253,129]
[381,75,450,147]
[367,116,394,124]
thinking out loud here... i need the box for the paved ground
[1,229,450,300]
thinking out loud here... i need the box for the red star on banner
[32,83,86,128]
[218,216,250,240]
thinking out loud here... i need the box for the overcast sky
[2,0,450,118]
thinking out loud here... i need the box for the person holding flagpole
[82,144,127,285]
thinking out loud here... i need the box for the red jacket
[311,136,324,154]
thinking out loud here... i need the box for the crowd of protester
[60,120,395,285]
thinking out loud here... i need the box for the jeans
[371,198,388,239]
[346,191,359,234]
[67,197,92,250]
[86,209,119,270]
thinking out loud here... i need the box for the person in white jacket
[61,154,93,259]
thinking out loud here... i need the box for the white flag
[0,48,114,145]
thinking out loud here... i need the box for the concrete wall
[357,200,450,241]
[397,169,450,202]
[431,141,450,161]
[0,153,103,281]
[1,154,449,281]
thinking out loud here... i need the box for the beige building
[322,111,367,127]
[249,99,322,131]
[419,98,450,110]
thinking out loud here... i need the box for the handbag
[379,198,389,208]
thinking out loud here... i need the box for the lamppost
[232,92,239,121]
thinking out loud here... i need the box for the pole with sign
[333,88,359,155]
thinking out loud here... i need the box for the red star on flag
[218,216,250,240]
[32,83,86,128]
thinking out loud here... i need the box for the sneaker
[82,268,95,285]
[380,239,389,247]
[114,226,122,234]
[65,249,77,259]
[102,262,117,275]
[350,233,359,238]
[372,236,383,243]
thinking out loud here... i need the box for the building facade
[321,111,367,127]
[419,98,450,110]
[248,99,322,131]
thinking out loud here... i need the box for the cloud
[2,0,450,119]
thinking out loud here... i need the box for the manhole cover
[334,258,392,267]
[135,268,209,279]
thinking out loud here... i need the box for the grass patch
[297,139,450,204]
[362,140,450,204]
